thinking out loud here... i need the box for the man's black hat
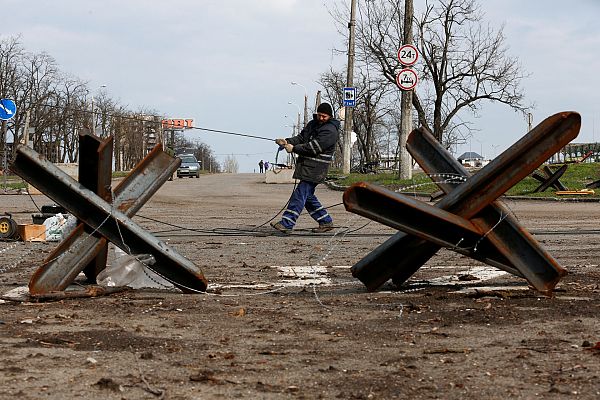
[316,103,333,117]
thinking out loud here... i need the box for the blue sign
[343,87,356,107]
[0,98,16,121]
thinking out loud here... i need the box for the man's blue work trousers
[280,180,333,229]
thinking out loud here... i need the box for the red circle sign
[396,68,418,90]
[397,44,419,66]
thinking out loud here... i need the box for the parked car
[177,154,201,178]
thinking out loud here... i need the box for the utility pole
[303,95,308,128]
[399,0,414,179]
[343,0,357,174]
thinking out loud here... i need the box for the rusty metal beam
[31,225,109,292]
[436,112,580,217]
[349,112,579,293]
[28,143,182,294]
[13,144,207,293]
[405,122,570,292]
[586,178,600,189]
[344,183,522,276]
[79,133,113,280]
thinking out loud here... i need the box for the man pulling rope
[271,103,340,234]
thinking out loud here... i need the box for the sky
[2,0,600,171]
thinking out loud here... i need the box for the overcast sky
[3,0,600,171]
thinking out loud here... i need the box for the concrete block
[265,168,297,184]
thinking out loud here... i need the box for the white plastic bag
[97,246,174,289]
[43,213,67,241]
[43,213,78,242]
[61,214,78,240]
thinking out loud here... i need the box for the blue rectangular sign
[343,87,356,107]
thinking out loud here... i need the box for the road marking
[276,265,331,286]
[423,265,508,285]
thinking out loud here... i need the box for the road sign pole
[399,0,414,180]
[2,119,6,191]
[0,99,17,190]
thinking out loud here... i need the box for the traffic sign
[396,69,418,91]
[343,87,356,107]
[0,98,16,121]
[397,44,419,66]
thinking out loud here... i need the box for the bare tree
[222,155,239,173]
[318,68,346,169]
[0,36,25,158]
[415,0,529,145]
[331,0,529,148]
[0,35,221,175]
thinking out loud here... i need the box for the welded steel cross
[344,112,581,295]
[532,164,568,192]
[12,132,208,294]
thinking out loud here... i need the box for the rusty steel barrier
[532,164,568,192]
[12,132,208,294]
[345,112,581,295]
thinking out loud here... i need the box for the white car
[177,154,201,178]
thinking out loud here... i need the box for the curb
[324,181,600,203]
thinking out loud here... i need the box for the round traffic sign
[396,68,418,91]
[397,44,418,66]
[0,98,17,120]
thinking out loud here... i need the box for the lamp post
[492,144,500,159]
[284,123,295,135]
[90,84,107,135]
[291,81,308,127]
[283,123,297,165]
[475,138,483,159]
[284,116,296,136]
[287,102,301,135]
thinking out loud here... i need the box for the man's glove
[275,138,287,146]
[284,144,294,153]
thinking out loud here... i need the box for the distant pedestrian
[264,161,270,171]
[259,159,264,173]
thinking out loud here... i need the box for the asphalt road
[1,173,599,399]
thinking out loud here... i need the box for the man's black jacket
[286,116,340,184]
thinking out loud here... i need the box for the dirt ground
[1,173,600,399]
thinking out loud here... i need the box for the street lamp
[284,115,297,136]
[492,144,500,159]
[284,123,295,133]
[287,101,301,135]
[475,138,483,159]
[291,81,308,127]
[283,123,296,165]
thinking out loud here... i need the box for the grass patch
[0,176,27,190]
[112,171,130,178]
[330,163,600,198]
